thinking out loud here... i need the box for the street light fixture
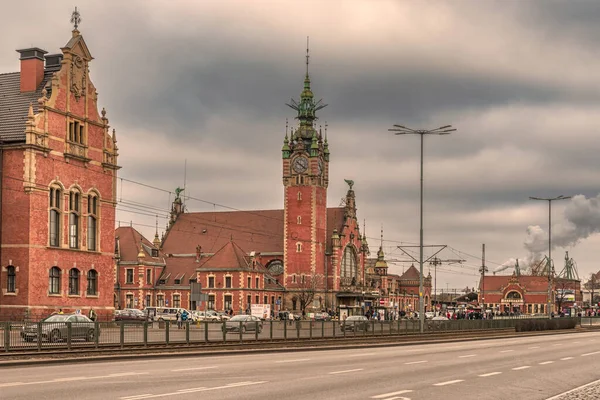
[529,195,572,318]
[389,124,456,332]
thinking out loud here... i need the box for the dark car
[340,316,370,332]
[223,315,263,333]
[115,309,147,322]
[21,314,99,342]
[313,312,331,321]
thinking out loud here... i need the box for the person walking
[88,308,97,322]
[176,310,182,329]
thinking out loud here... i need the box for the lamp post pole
[529,195,571,318]
[389,124,456,333]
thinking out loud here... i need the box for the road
[1,330,599,400]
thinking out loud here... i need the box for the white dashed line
[275,359,311,363]
[459,354,476,358]
[560,357,574,361]
[513,366,531,370]
[552,344,562,347]
[120,395,153,400]
[171,366,218,372]
[479,372,502,377]
[582,351,600,357]
[528,346,540,349]
[371,390,413,398]
[539,361,554,365]
[404,360,428,365]
[434,380,464,386]
[348,353,376,357]
[500,350,514,353]
[329,369,364,375]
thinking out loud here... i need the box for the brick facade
[0,27,119,321]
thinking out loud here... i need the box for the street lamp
[389,124,456,333]
[529,195,572,318]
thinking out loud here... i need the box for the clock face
[268,260,284,276]
[292,157,309,174]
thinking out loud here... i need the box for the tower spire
[306,36,310,78]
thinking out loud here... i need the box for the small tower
[152,216,161,249]
[374,225,388,276]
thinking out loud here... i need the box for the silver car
[223,315,263,333]
[21,314,99,342]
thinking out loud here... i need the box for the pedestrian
[88,308,97,322]
[176,310,182,329]
[58,308,64,314]
[181,310,188,326]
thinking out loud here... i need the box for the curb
[0,328,586,368]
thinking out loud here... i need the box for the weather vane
[71,6,81,30]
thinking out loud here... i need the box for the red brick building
[0,22,119,320]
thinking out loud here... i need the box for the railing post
[95,322,100,349]
[67,322,72,350]
[143,322,148,347]
[296,320,300,340]
[204,321,209,343]
[239,321,243,343]
[332,320,336,338]
[185,322,190,345]
[120,321,125,348]
[37,322,42,351]
[284,319,287,340]
[165,321,170,346]
[321,320,325,338]
[270,320,273,341]
[5,323,10,352]
[255,321,259,341]
[309,319,313,340]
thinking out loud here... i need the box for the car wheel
[49,329,61,343]
[86,329,96,342]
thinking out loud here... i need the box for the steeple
[282,118,291,159]
[152,216,161,248]
[375,224,388,275]
[285,38,328,140]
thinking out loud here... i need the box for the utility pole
[479,244,488,310]
[390,124,456,333]
[529,195,572,318]
[430,257,441,311]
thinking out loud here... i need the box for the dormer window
[69,120,85,144]
[151,249,159,257]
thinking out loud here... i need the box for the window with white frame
[87,193,98,251]
[7,266,16,293]
[69,190,81,249]
[49,267,60,294]
[49,186,62,247]
[173,294,181,308]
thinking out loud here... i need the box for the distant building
[0,19,119,320]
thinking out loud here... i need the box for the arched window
[87,270,98,296]
[49,267,61,294]
[49,186,62,247]
[87,193,98,251]
[506,291,522,299]
[297,216,302,224]
[69,268,80,295]
[7,266,16,293]
[341,246,358,282]
[69,190,81,249]
[297,192,302,201]
[296,242,302,252]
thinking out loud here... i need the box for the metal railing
[0,317,581,352]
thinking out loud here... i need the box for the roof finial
[306,36,310,77]
[70,6,81,30]
[285,118,289,137]
[380,223,384,248]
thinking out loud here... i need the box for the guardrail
[1,317,582,352]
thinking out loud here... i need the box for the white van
[154,307,195,323]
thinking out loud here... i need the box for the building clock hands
[293,156,309,174]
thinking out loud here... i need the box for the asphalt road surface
[1,330,599,400]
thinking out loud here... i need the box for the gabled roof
[480,275,549,292]
[400,265,421,280]
[115,226,163,262]
[0,70,53,143]
[200,241,249,271]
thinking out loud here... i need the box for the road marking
[539,361,554,365]
[121,395,153,400]
[552,343,562,346]
[404,360,427,365]
[53,377,87,382]
[348,353,376,357]
[560,357,574,361]
[500,350,514,353]
[275,358,311,363]
[118,381,267,399]
[573,341,580,344]
[544,378,600,400]
[371,390,413,398]
[177,387,207,393]
[528,346,540,349]
[0,382,24,388]
[479,372,502,377]
[581,351,600,357]
[329,368,364,375]
[433,380,464,386]
[459,354,476,358]
[171,366,217,372]
[0,372,149,389]
[512,366,531,370]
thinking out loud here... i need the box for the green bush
[515,318,577,332]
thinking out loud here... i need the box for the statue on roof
[344,179,354,190]
[175,187,184,200]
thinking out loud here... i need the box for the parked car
[216,312,231,321]
[313,312,332,321]
[155,308,196,323]
[21,314,99,342]
[340,316,370,332]
[278,311,301,321]
[222,315,263,333]
[192,311,220,322]
[115,308,148,322]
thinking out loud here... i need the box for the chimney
[44,53,63,71]
[16,48,48,92]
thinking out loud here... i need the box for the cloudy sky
[3,0,600,293]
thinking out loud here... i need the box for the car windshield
[45,315,70,322]
[229,315,248,321]
[346,316,361,321]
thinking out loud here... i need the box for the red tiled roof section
[161,207,347,255]
[400,265,421,280]
[116,226,159,262]
[161,257,206,284]
[200,241,249,270]
[481,275,549,292]
[161,210,284,254]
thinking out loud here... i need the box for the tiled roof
[399,265,421,280]
[115,226,163,262]
[0,70,54,143]
[200,241,250,270]
[161,207,346,255]
[160,257,205,285]
[480,275,549,292]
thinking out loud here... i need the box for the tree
[554,279,576,313]
[585,273,600,307]
[296,274,323,314]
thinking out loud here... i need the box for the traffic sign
[379,299,385,305]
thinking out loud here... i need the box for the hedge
[515,318,577,332]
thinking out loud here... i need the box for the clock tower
[282,44,329,295]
